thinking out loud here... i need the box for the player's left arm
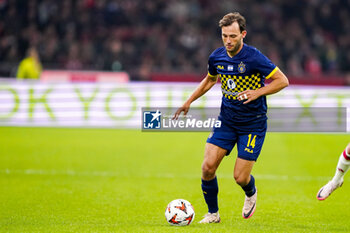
[238,68,289,104]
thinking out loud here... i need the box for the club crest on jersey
[238,62,246,73]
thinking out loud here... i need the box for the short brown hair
[219,12,246,32]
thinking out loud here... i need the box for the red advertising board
[41,70,129,83]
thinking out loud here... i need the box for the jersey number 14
[247,134,256,148]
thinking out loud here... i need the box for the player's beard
[227,40,242,56]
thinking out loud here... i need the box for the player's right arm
[173,74,218,119]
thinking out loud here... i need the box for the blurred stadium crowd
[0,0,349,80]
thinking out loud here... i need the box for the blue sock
[241,175,256,197]
[201,177,219,213]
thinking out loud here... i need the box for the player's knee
[234,174,249,186]
[201,162,216,178]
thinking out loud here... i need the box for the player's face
[221,22,246,56]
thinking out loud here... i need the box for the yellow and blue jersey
[208,43,278,124]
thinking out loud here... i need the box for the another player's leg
[234,158,256,219]
[317,143,350,200]
[199,143,226,224]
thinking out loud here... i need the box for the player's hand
[172,104,190,120]
[237,90,261,104]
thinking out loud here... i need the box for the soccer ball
[165,199,195,226]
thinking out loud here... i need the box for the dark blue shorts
[206,116,267,161]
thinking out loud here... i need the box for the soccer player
[173,12,289,223]
[317,143,350,200]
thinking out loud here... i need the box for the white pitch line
[0,168,335,182]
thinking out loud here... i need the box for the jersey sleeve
[253,49,278,79]
[207,53,218,77]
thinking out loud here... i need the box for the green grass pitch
[0,127,349,232]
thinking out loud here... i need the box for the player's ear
[242,30,247,38]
